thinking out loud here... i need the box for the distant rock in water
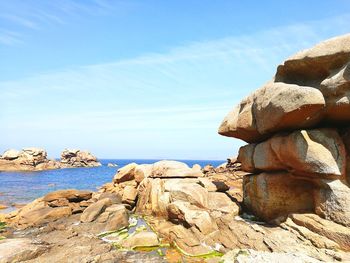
[0,148,101,171]
[0,148,60,172]
[60,149,101,168]
[219,34,350,239]
[107,163,118,167]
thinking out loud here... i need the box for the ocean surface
[0,159,224,211]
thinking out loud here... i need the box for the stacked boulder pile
[100,160,242,255]
[219,34,350,249]
[0,148,60,171]
[60,149,102,168]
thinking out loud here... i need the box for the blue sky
[1,0,350,160]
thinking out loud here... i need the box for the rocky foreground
[0,159,349,262]
[0,148,101,172]
[1,34,350,262]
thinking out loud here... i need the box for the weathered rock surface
[120,231,159,249]
[60,149,101,168]
[243,172,315,221]
[5,189,92,229]
[218,34,350,260]
[238,128,346,179]
[219,82,326,142]
[0,238,47,263]
[80,198,112,223]
[43,189,92,202]
[220,34,350,143]
[314,179,350,227]
[0,148,60,172]
[1,160,349,262]
[291,213,350,251]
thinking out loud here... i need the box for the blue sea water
[0,159,224,210]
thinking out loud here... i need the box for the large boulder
[275,34,350,87]
[104,204,129,231]
[80,198,112,223]
[218,82,325,142]
[43,189,92,202]
[149,160,204,178]
[219,35,350,243]
[167,201,218,235]
[243,172,315,221]
[219,34,350,143]
[238,128,346,179]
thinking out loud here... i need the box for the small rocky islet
[0,148,101,172]
[1,34,350,262]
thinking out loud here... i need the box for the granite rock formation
[0,148,60,172]
[1,160,349,261]
[219,34,350,251]
[60,149,101,168]
[0,148,101,171]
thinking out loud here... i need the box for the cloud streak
[1,13,350,158]
[0,0,131,45]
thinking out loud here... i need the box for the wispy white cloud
[0,0,132,45]
[0,29,22,45]
[0,14,39,30]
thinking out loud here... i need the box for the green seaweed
[0,222,6,232]
[135,225,147,233]
[97,227,127,238]
[132,245,161,252]
[128,217,138,227]
[157,248,164,256]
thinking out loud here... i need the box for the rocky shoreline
[1,34,350,262]
[0,159,349,262]
[0,148,101,172]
